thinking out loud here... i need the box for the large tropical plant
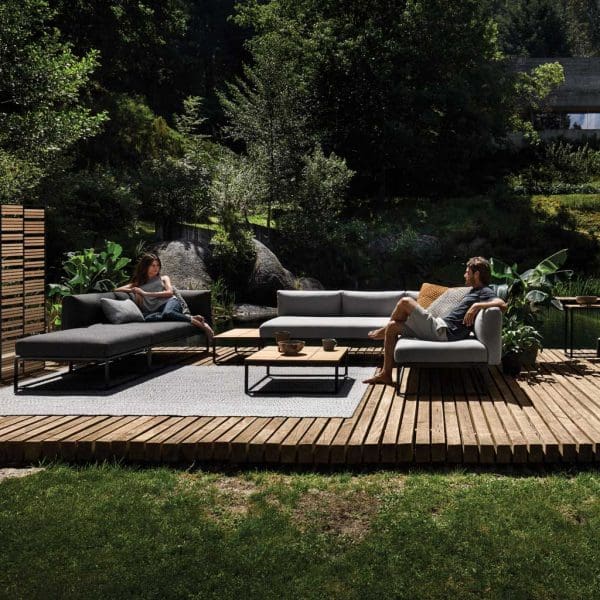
[490,249,573,328]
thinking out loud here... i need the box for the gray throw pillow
[428,287,470,319]
[100,297,144,324]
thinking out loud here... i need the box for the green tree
[0,0,106,203]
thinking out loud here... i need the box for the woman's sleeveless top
[139,276,168,314]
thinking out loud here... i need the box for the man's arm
[463,298,507,326]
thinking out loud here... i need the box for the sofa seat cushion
[139,321,199,345]
[394,337,488,364]
[16,323,155,360]
[277,291,342,316]
[260,316,389,340]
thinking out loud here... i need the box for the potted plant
[501,317,543,376]
[491,249,573,370]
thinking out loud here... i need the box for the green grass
[2,465,600,599]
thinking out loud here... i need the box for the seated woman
[115,253,214,340]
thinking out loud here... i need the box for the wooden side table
[563,303,600,358]
[212,328,264,363]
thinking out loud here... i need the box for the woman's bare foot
[363,372,394,386]
[191,317,214,340]
[367,327,386,340]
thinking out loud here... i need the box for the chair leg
[104,361,111,389]
[147,347,152,368]
[13,357,20,394]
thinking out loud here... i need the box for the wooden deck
[1,347,600,466]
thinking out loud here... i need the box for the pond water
[539,307,600,350]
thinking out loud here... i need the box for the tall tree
[0,0,106,203]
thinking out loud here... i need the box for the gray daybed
[14,290,212,392]
[259,290,502,388]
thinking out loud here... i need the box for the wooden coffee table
[212,328,264,363]
[244,346,349,395]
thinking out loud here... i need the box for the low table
[244,346,349,395]
[212,328,264,363]
[563,302,600,358]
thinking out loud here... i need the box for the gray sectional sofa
[259,290,503,386]
[14,290,212,392]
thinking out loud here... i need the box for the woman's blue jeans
[144,297,191,323]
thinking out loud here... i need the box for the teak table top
[245,345,348,366]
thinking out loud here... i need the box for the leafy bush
[210,277,236,332]
[209,229,256,291]
[47,241,132,327]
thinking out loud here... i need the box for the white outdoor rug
[1,365,376,418]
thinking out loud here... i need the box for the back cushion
[277,290,342,316]
[342,291,406,316]
[417,283,448,309]
[428,287,470,318]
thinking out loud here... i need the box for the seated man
[364,256,507,386]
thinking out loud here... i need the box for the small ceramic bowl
[278,340,305,355]
[575,295,598,305]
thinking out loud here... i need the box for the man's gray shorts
[400,304,448,342]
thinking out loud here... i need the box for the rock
[233,304,278,323]
[246,239,296,305]
[296,277,324,290]
[153,240,213,290]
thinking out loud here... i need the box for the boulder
[233,304,278,323]
[246,240,296,305]
[153,240,213,290]
[296,277,325,290]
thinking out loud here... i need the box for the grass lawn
[1,466,600,599]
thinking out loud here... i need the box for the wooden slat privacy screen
[1,205,45,381]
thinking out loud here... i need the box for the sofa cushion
[417,283,448,309]
[394,337,487,364]
[16,323,154,360]
[342,291,406,316]
[141,321,199,345]
[428,287,470,318]
[260,316,389,339]
[277,291,342,316]
[101,297,144,324]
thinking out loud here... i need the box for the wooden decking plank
[41,416,110,460]
[534,363,598,461]
[488,368,545,462]
[230,418,274,463]
[438,369,462,463]
[2,416,79,464]
[296,418,329,464]
[212,418,258,461]
[330,384,374,464]
[94,416,169,461]
[428,370,446,462]
[363,385,395,464]
[0,416,33,433]
[414,370,431,463]
[480,369,528,463]
[176,417,229,462]
[142,417,200,462]
[280,418,316,463]
[161,417,214,463]
[244,417,285,463]
[76,417,140,461]
[450,370,479,463]
[313,418,343,464]
[0,415,48,438]
[519,376,578,461]
[263,418,302,462]
[461,369,496,463]
[346,384,383,463]
[470,370,513,464]
[397,368,420,462]
[196,418,243,461]
[127,417,186,461]
[24,416,102,462]
[380,383,407,463]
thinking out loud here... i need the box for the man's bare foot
[367,327,386,340]
[191,317,214,340]
[193,314,205,322]
[363,372,394,386]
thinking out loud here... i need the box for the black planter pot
[502,352,522,376]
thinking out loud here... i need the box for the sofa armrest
[180,290,212,326]
[473,307,503,365]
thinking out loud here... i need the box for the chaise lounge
[14,290,212,393]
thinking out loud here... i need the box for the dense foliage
[2,0,599,288]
